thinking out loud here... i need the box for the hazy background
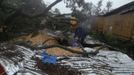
[44,0,134,13]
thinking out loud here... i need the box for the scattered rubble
[0,31,134,75]
[0,42,134,75]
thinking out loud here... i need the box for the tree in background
[95,0,103,15]
[106,1,112,12]
[64,0,85,11]
[53,8,61,15]
[82,2,93,16]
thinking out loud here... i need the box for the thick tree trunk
[5,0,62,24]
[0,0,4,6]
[29,0,62,17]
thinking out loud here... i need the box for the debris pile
[0,42,134,75]
[59,50,134,75]
[0,31,134,75]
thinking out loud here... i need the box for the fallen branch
[15,42,99,56]
[83,43,121,51]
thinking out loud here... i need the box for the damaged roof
[1,42,134,75]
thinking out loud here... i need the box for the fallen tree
[15,42,99,56]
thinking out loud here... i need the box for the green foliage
[8,16,44,33]
[0,8,5,24]
[90,32,119,45]
[45,15,70,31]
[0,0,46,42]
[0,0,46,32]
[2,0,23,9]
[64,0,85,10]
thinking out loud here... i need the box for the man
[70,17,78,32]
[70,17,87,45]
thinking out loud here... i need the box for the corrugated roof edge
[103,1,134,16]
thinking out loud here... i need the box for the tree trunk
[22,0,62,18]
[5,0,62,24]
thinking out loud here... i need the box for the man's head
[70,16,79,32]
[70,17,78,25]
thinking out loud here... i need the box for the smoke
[79,16,97,32]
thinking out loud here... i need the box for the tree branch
[4,0,62,25]
[22,0,62,17]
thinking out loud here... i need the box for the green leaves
[64,0,85,10]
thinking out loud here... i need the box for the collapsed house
[0,30,134,75]
[0,1,134,74]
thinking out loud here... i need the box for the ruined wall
[94,12,134,40]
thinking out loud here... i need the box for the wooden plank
[95,13,134,40]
